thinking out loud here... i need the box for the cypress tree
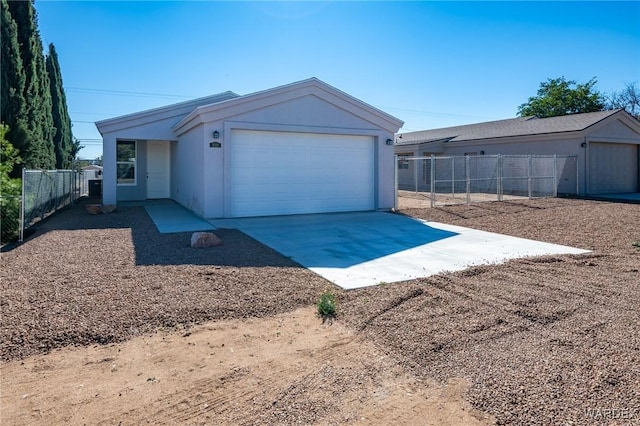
[6,0,55,170]
[0,0,28,177]
[46,43,73,169]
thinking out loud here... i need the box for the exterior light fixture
[213,130,220,139]
[386,139,394,145]
[581,142,587,147]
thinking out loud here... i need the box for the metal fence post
[465,155,471,205]
[451,157,455,197]
[553,154,558,198]
[528,155,533,199]
[497,154,503,201]
[574,156,579,196]
[413,155,418,193]
[430,155,435,208]
[394,154,398,210]
[19,168,25,242]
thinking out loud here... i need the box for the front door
[147,141,170,199]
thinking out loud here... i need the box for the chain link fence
[0,169,87,245]
[396,154,578,208]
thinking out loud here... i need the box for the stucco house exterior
[95,78,403,218]
[394,109,640,195]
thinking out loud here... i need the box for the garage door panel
[229,130,375,217]
[589,142,639,194]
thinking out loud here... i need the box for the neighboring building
[95,78,403,218]
[394,109,640,195]
[81,164,103,179]
[81,164,103,196]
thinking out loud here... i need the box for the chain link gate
[395,154,578,208]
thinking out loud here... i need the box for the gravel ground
[0,201,330,361]
[340,198,640,425]
[2,197,639,425]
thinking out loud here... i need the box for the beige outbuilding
[395,109,640,195]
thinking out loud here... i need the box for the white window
[397,153,411,170]
[117,140,136,185]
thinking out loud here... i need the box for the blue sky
[35,1,640,159]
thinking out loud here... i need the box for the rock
[191,232,222,248]
[102,204,117,214]
[85,204,103,215]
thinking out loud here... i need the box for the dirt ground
[396,190,529,209]
[1,307,490,426]
[1,197,639,425]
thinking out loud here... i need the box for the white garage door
[588,142,639,194]
[229,130,375,217]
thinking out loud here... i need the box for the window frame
[397,153,412,170]
[116,140,137,186]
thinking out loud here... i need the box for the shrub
[0,195,21,244]
[316,290,338,319]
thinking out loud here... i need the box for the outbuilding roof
[396,109,625,145]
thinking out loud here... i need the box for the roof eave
[95,91,239,135]
[173,78,404,136]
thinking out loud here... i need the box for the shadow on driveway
[209,212,459,269]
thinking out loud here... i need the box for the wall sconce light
[386,139,394,145]
[213,130,220,139]
[581,142,587,147]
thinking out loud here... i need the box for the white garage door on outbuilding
[228,129,375,217]
[589,142,639,194]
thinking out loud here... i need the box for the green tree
[1,0,28,176]
[0,124,21,194]
[607,82,640,119]
[0,124,22,243]
[6,0,55,170]
[518,77,606,118]
[69,137,84,162]
[46,43,74,169]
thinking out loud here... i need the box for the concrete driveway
[209,211,589,289]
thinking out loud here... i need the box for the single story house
[96,78,403,218]
[394,109,640,195]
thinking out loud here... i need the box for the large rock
[191,232,223,248]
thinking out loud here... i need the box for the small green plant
[316,290,338,319]
[633,241,640,251]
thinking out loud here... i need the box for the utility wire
[66,86,196,99]
[66,86,504,131]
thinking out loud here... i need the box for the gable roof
[95,78,404,137]
[172,77,404,135]
[396,109,626,145]
[95,91,240,135]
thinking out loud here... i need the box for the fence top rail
[23,169,75,173]
[398,154,578,161]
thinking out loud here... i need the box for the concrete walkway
[209,211,590,289]
[137,200,216,234]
